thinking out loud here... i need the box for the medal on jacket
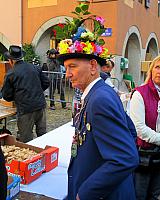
[86,123,91,131]
[71,129,79,157]
[71,142,78,157]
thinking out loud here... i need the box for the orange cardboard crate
[0,134,59,184]
[0,99,15,108]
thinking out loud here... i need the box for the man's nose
[66,68,72,78]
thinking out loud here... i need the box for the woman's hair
[109,60,115,68]
[145,55,160,84]
[106,60,114,68]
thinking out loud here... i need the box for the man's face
[64,58,98,91]
[101,65,111,73]
[49,54,56,59]
[152,60,160,86]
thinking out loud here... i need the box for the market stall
[0,104,16,128]
[20,121,74,200]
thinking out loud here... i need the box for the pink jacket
[135,79,159,148]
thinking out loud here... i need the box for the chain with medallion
[71,101,88,157]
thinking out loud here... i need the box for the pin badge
[79,135,83,146]
[86,123,91,131]
[83,132,86,141]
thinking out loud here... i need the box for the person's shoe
[50,106,55,110]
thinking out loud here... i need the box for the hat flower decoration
[53,3,109,65]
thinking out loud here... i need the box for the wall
[117,0,160,55]
[22,0,117,54]
[0,0,22,46]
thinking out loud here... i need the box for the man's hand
[76,194,80,200]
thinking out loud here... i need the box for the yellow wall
[28,0,57,8]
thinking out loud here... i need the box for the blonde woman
[130,55,160,199]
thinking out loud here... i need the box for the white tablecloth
[20,121,74,200]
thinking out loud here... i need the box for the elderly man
[59,52,138,200]
[54,4,139,199]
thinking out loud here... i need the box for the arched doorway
[32,16,72,64]
[122,26,142,86]
[0,32,10,60]
[145,35,159,61]
[141,34,159,81]
[124,33,141,86]
[0,43,8,60]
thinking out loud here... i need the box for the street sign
[101,28,112,37]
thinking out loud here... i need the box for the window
[145,0,150,8]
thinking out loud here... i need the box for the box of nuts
[0,134,59,184]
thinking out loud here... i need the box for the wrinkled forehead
[64,58,91,67]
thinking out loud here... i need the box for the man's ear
[90,59,98,75]
[9,59,13,66]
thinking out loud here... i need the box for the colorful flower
[52,29,57,37]
[83,41,94,54]
[58,23,64,28]
[74,41,84,53]
[96,16,105,25]
[81,31,95,41]
[99,47,108,58]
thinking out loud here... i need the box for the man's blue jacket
[66,79,139,200]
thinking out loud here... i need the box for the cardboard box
[0,99,15,108]
[7,174,20,200]
[0,61,11,87]
[0,134,59,184]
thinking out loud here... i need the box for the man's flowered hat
[53,3,109,66]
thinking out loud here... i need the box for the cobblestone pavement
[3,99,72,137]
[3,100,72,200]
[14,191,57,200]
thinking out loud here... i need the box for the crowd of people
[1,9,160,200]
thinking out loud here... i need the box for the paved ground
[15,191,57,200]
[3,99,72,137]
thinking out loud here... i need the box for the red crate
[0,134,59,184]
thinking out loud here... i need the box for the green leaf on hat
[75,7,81,14]
[81,4,89,12]
[98,39,105,46]
[83,11,91,15]
[71,11,78,15]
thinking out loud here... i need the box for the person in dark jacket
[0,147,7,200]
[1,45,50,143]
[47,49,66,110]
